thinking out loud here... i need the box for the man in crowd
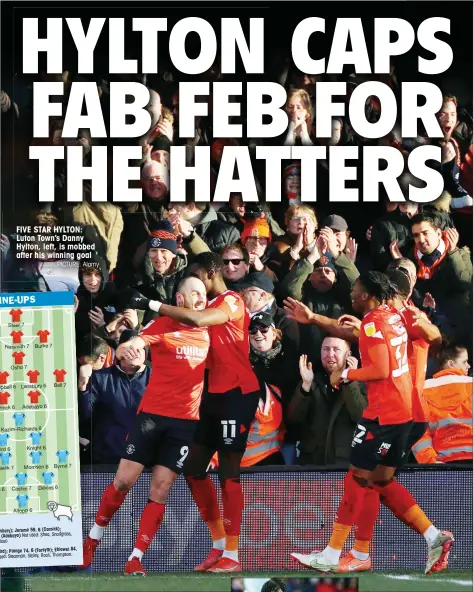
[280,235,359,367]
[80,277,209,575]
[130,220,188,326]
[167,201,240,253]
[287,338,366,466]
[408,214,472,351]
[78,329,151,465]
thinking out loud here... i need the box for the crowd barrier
[79,465,472,573]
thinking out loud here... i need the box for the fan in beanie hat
[147,219,178,254]
[283,162,301,204]
[241,217,272,245]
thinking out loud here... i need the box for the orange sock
[354,539,370,553]
[208,519,226,542]
[225,535,239,552]
[403,505,433,535]
[328,523,352,550]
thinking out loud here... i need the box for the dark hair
[193,251,224,275]
[410,213,441,230]
[261,579,288,592]
[385,269,412,298]
[77,334,109,361]
[221,242,249,264]
[438,343,468,370]
[358,271,397,302]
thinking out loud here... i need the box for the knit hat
[147,220,177,254]
[314,253,337,274]
[283,162,301,179]
[241,218,272,244]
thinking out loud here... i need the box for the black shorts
[123,411,197,474]
[349,417,413,471]
[405,421,429,455]
[194,388,260,452]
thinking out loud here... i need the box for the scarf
[250,341,283,368]
[414,237,448,280]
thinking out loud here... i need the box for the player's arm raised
[283,297,360,343]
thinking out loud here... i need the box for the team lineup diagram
[0,293,83,567]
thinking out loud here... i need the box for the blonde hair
[284,204,318,229]
[285,88,312,119]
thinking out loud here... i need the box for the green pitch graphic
[0,299,80,518]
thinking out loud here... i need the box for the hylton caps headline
[24,17,452,203]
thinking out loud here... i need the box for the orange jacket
[412,368,473,463]
[211,384,284,468]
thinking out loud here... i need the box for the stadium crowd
[1,50,473,471]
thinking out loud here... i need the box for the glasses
[290,216,311,223]
[222,258,245,266]
[249,325,270,335]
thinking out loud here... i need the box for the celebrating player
[132,252,260,572]
[290,271,453,575]
[337,267,449,574]
[80,277,210,575]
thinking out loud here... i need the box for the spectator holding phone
[287,337,367,466]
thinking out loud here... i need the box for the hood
[424,191,452,213]
[427,368,472,411]
[77,258,108,295]
[192,204,218,229]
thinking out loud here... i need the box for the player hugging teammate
[80,253,260,574]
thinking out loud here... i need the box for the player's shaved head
[386,257,417,288]
[176,277,207,311]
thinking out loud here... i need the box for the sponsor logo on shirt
[176,346,208,360]
[388,314,401,325]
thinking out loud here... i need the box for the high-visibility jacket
[211,384,284,468]
[412,368,473,463]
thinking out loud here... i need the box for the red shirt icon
[12,351,26,365]
[0,372,10,385]
[37,330,50,344]
[53,369,67,383]
[0,392,11,405]
[10,331,24,344]
[9,309,23,323]
[26,370,40,384]
[27,391,41,404]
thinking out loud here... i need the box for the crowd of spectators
[1,47,472,469]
